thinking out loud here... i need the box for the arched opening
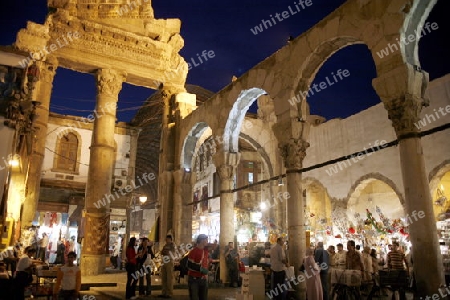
[303,179,332,246]
[431,169,450,221]
[306,44,379,120]
[346,179,407,252]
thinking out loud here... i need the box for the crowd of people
[304,240,412,300]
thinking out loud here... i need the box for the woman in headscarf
[302,247,323,300]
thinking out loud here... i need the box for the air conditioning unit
[114,177,126,190]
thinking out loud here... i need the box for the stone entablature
[14,1,187,89]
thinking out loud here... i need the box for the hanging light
[139,196,147,204]
[260,202,267,210]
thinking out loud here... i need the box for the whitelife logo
[250,0,313,35]
[288,69,350,106]
[414,104,450,130]
[376,21,438,59]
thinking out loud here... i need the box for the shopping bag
[285,266,295,280]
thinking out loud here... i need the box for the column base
[80,254,106,276]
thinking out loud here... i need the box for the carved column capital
[213,151,240,180]
[373,64,429,137]
[381,94,425,136]
[36,58,58,83]
[96,69,126,97]
[279,138,309,170]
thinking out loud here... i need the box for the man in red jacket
[187,234,209,300]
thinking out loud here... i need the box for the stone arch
[428,160,450,218]
[239,132,273,178]
[402,0,439,68]
[181,122,210,170]
[428,159,450,193]
[223,88,267,153]
[301,177,333,243]
[346,172,405,205]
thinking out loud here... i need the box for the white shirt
[270,243,286,272]
[16,254,32,271]
[335,250,347,267]
[60,265,80,290]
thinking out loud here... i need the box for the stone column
[214,151,240,285]
[172,92,196,244]
[273,116,310,300]
[373,64,444,297]
[22,58,58,228]
[81,69,125,276]
[172,169,193,244]
[157,88,178,244]
[280,139,309,299]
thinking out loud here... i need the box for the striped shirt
[388,250,405,270]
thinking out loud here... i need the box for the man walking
[315,242,329,300]
[158,235,175,298]
[270,237,288,300]
[388,242,409,271]
[187,234,209,300]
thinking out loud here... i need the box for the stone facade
[155,1,448,297]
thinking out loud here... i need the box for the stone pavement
[78,268,415,300]
[79,268,240,300]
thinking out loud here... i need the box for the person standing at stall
[270,237,288,300]
[314,242,329,300]
[224,242,239,287]
[14,246,38,300]
[137,238,155,297]
[125,237,138,300]
[158,235,176,298]
[53,251,81,300]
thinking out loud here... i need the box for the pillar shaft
[373,65,444,297]
[279,138,309,299]
[22,59,58,228]
[158,89,178,243]
[214,151,240,285]
[172,170,193,245]
[81,68,124,276]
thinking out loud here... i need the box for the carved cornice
[279,138,309,170]
[96,69,125,97]
[15,11,187,89]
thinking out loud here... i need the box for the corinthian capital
[96,69,126,97]
[382,94,424,136]
[373,64,429,137]
[213,151,240,181]
[279,138,309,170]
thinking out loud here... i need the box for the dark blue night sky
[1,0,449,122]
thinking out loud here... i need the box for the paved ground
[76,268,415,300]
[79,268,240,300]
